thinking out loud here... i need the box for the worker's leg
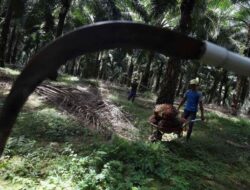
[186,112,197,141]
[182,109,191,122]
[131,94,136,102]
[128,91,133,100]
[128,91,136,102]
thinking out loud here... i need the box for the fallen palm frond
[0,69,138,140]
[36,83,138,140]
[226,140,250,150]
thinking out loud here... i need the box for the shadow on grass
[1,102,250,190]
[108,92,250,190]
[1,70,250,189]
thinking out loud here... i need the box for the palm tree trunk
[127,57,134,86]
[48,0,71,80]
[65,61,71,74]
[176,71,184,97]
[236,76,249,105]
[240,77,249,104]
[76,61,81,76]
[240,79,250,115]
[240,25,250,104]
[140,52,154,91]
[217,70,228,105]
[5,24,16,64]
[157,58,181,104]
[99,61,107,80]
[208,73,220,103]
[154,61,164,93]
[56,0,71,37]
[82,53,100,78]
[156,0,195,104]
[223,84,229,106]
[70,59,77,75]
[0,0,13,67]
[11,36,19,64]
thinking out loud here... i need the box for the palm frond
[150,0,177,19]
[85,0,108,21]
[208,0,232,10]
[125,0,150,23]
[233,6,250,25]
[106,0,122,20]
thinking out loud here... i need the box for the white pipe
[200,41,250,76]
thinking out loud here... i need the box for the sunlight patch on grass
[0,67,20,76]
[140,91,157,101]
[38,108,66,119]
[40,177,75,190]
[208,110,249,125]
[76,85,89,92]
[86,79,100,87]
[0,83,11,96]
[63,75,79,82]
[108,93,118,101]
[10,107,88,144]
[50,74,80,86]
[230,117,241,122]
[0,180,23,190]
[25,94,44,109]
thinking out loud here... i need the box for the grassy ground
[0,69,250,190]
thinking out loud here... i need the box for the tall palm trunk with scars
[156,0,195,104]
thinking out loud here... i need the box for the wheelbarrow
[148,118,202,142]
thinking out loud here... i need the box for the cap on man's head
[190,78,199,85]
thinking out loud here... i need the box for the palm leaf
[106,0,122,20]
[150,0,177,18]
[124,0,150,23]
[233,7,250,25]
[208,0,232,10]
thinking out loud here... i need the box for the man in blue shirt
[177,78,205,141]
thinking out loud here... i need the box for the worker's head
[133,77,138,83]
[189,78,199,90]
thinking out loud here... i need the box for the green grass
[107,90,250,190]
[52,73,100,87]
[108,92,153,139]
[0,68,250,189]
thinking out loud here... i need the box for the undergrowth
[0,68,250,190]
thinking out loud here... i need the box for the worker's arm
[199,101,205,121]
[177,97,186,111]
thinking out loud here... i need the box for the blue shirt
[184,90,202,112]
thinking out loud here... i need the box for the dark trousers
[183,109,197,141]
[128,91,136,102]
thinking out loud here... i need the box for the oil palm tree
[0,0,13,67]
[156,0,196,104]
[0,0,27,67]
[232,0,250,113]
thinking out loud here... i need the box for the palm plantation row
[0,0,249,112]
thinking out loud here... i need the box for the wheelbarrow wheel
[148,130,162,142]
[177,130,183,138]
